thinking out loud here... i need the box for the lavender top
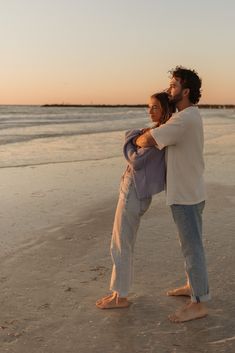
[123,129,166,200]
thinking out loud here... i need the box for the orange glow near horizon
[1,72,234,106]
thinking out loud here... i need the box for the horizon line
[1,103,235,108]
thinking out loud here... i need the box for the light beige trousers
[110,172,152,297]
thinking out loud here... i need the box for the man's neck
[177,101,194,112]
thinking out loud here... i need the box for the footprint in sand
[0,276,7,283]
[31,191,45,198]
[89,265,109,279]
[38,303,50,310]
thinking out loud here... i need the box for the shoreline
[0,156,125,259]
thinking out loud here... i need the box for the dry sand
[0,130,235,353]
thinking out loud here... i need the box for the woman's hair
[151,92,176,125]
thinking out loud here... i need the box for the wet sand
[0,132,235,352]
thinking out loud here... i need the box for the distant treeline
[42,104,147,108]
[41,104,235,109]
[199,104,235,109]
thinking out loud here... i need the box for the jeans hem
[191,293,211,303]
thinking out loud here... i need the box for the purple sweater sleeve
[123,130,155,170]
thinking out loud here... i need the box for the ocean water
[0,105,234,168]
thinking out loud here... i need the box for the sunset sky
[1,0,235,105]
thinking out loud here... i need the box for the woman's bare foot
[96,292,131,309]
[96,294,113,306]
[169,302,208,323]
[167,284,191,297]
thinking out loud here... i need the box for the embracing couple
[96,66,210,323]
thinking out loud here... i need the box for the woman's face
[148,97,163,124]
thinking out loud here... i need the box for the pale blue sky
[1,0,234,104]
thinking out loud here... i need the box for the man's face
[168,77,184,103]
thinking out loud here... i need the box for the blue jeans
[170,201,210,303]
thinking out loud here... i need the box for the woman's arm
[124,139,155,170]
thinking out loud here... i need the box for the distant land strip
[41,104,235,109]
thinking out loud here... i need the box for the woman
[96,92,175,309]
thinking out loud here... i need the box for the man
[135,66,210,322]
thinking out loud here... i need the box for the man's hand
[140,127,151,134]
[135,130,157,148]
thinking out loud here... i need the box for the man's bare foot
[167,284,191,297]
[96,292,131,309]
[169,302,208,323]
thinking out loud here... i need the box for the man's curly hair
[170,66,202,104]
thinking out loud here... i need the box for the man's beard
[169,92,183,104]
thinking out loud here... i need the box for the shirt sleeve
[150,113,185,150]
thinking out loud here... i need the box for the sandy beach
[0,111,235,353]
